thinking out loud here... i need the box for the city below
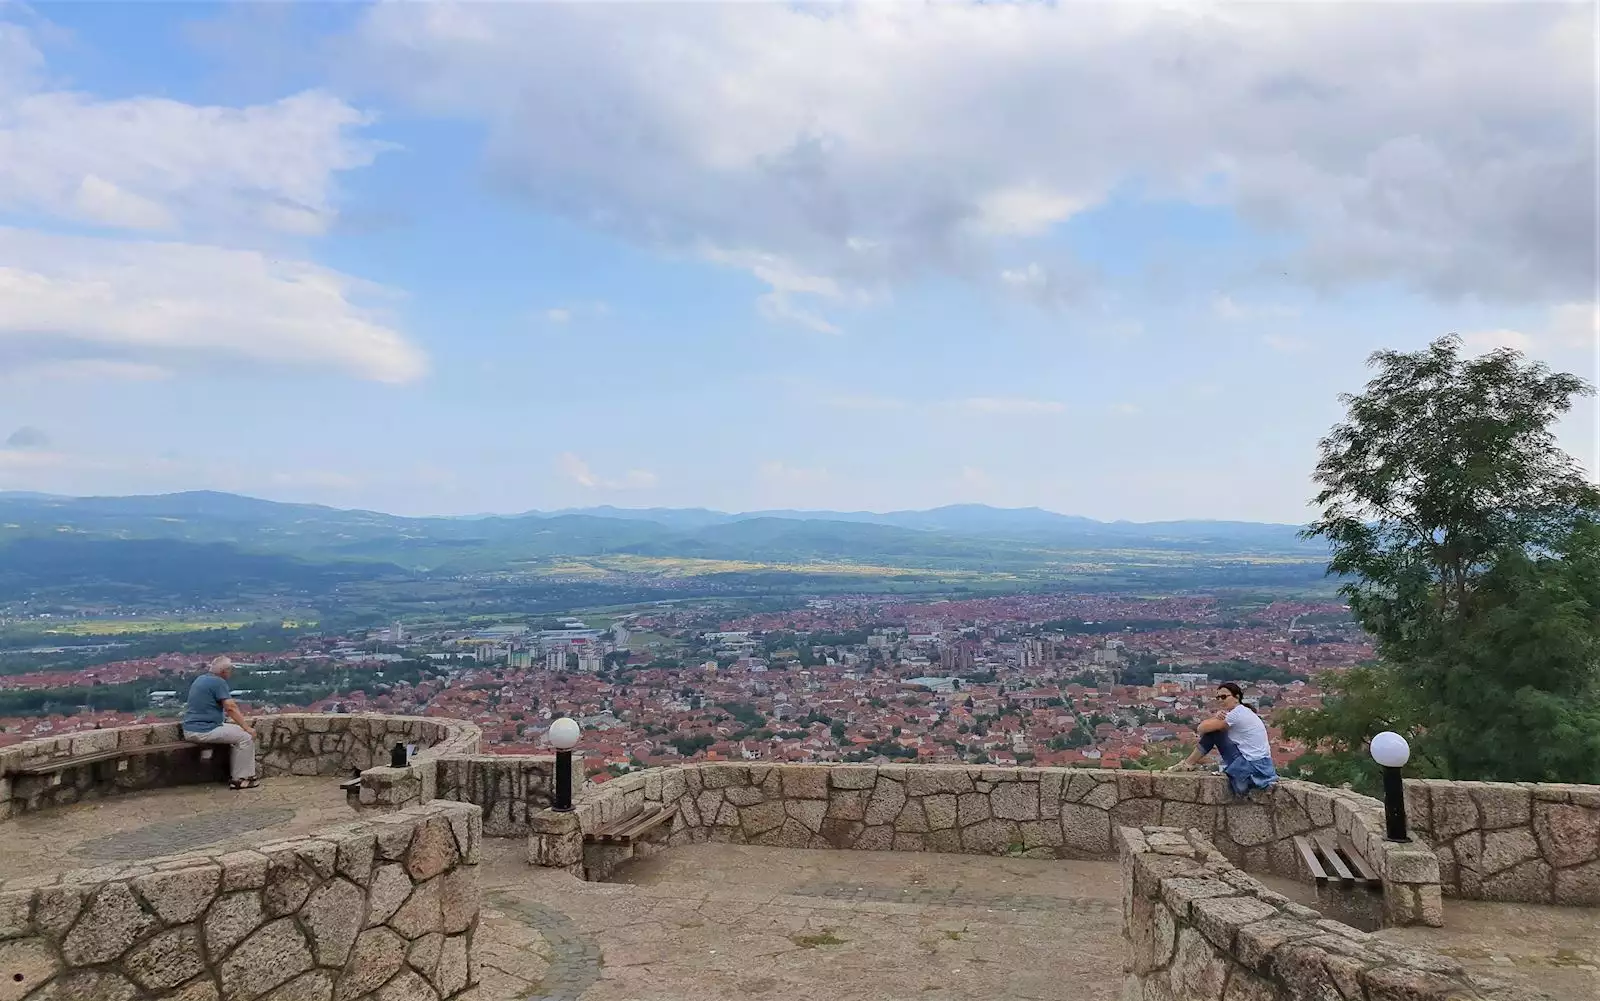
[0,592,1369,780]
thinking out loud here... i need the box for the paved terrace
[478,839,1126,1001]
[2,777,1592,1001]
[2,718,1597,1001]
[0,777,358,878]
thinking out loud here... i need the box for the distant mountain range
[0,491,1336,610]
[0,491,1323,570]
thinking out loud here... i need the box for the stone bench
[2,741,213,779]
[580,804,679,880]
[1120,825,1527,1001]
[586,803,678,846]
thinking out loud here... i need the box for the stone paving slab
[1256,872,1598,1000]
[0,776,358,880]
[1376,896,1600,1001]
[475,837,1126,1001]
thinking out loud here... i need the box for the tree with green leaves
[1283,335,1600,790]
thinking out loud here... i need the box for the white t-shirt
[1225,704,1272,761]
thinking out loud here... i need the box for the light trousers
[183,723,257,781]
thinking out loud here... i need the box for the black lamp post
[1370,730,1412,842]
[548,717,580,812]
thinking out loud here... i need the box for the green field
[37,619,255,636]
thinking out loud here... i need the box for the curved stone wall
[255,713,480,778]
[0,715,484,819]
[1405,778,1600,906]
[556,762,1441,925]
[255,713,482,811]
[1119,825,1521,1001]
[0,800,483,1001]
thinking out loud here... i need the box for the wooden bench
[584,804,679,846]
[1294,832,1382,891]
[3,741,207,779]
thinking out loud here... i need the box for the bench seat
[585,804,679,845]
[1294,832,1382,890]
[4,741,202,777]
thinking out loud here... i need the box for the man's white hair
[208,656,233,675]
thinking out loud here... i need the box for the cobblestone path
[71,806,297,860]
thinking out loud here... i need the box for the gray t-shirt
[183,674,231,734]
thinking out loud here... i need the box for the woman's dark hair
[1218,682,1256,711]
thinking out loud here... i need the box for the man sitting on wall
[182,656,260,790]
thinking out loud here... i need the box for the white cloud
[954,397,1067,416]
[1549,302,1598,351]
[0,27,384,237]
[72,175,175,231]
[557,452,657,491]
[959,465,994,489]
[540,302,611,326]
[1455,303,1597,368]
[0,228,426,383]
[1262,334,1310,354]
[975,185,1086,237]
[706,247,849,334]
[266,469,361,491]
[1213,295,1299,322]
[2,359,173,383]
[1109,403,1142,417]
[822,393,909,412]
[1459,328,1535,356]
[758,461,830,488]
[349,1,1594,321]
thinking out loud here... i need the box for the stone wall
[255,713,482,812]
[1118,824,1526,1001]
[539,762,1441,925]
[0,799,482,1000]
[434,753,585,837]
[0,715,487,821]
[256,713,468,777]
[1406,778,1600,906]
[0,723,230,818]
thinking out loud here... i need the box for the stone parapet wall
[434,753,585,837]
[0,715,486,820]
[1405,778,1600,906]
[1118,825,1525,1001]
[0,799,483,1000]
[539,762,1439,925]
[255,713,482,812]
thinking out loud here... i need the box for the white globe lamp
[548,717,581,750]
[1370,731,1410,768]
[1369,730,1412,842]
[548,717,580,811]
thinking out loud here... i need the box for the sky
[0,1,1594,524]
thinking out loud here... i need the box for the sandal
[229,777,261,790]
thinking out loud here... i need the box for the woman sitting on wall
[1167,682,1278,796]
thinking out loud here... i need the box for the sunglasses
[1215,693,1235,700]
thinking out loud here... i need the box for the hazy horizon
[0,489,1317,528]
[0,3,1593,523]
